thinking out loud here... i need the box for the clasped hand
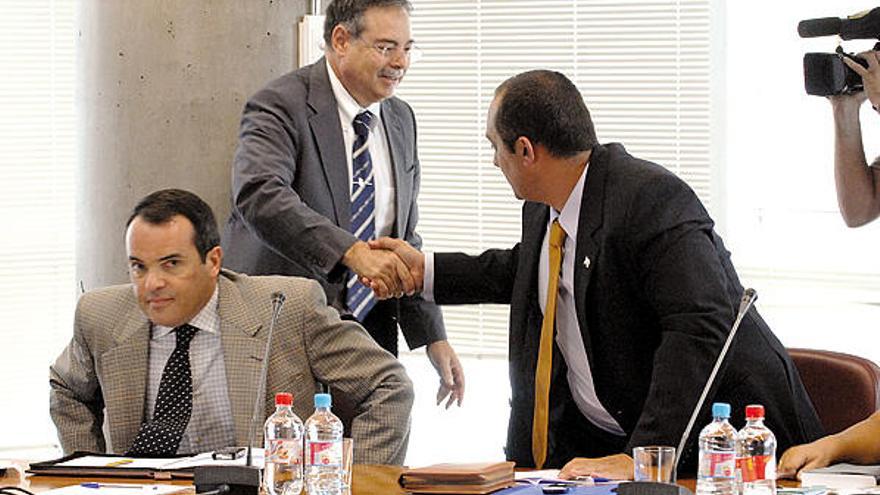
[343,239,423,298]
[345,238,425,299]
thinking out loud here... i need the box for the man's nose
[389,48,409,69]
[144,270,166,291]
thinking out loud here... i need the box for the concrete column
[76,0,308,289]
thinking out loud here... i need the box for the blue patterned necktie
[346,110,378,321]
[128,324,197,456]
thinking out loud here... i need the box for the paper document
[53,450,264,471]
[164,451,265,470]
[515,469,610,485]
[41,484,189,495]
[56,457,179,470]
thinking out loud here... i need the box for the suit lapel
[574,146,608,364]
[307,58,350,230]
[520,202,550,366]
[382,100,409,237]
[216,275,265,445]
[102,304,150,452]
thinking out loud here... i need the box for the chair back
[788,348,880,435]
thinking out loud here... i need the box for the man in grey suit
[50,189,413,464]
[221,0,464,408]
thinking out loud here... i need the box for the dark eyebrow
[159,254,183,262]
[375,38,414,46]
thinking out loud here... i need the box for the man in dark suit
[222,0,463,406]
[371,70,824,477]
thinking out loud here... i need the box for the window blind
[0,0,76,450]
[397,0,713,356]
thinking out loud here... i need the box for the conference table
[2,462,764,494]
[1,463,407,495]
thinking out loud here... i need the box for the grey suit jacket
[222,58,444,350]
[49,270,414,465]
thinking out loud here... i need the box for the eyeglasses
[364,40,423,64]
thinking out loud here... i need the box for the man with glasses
[223,0,464,408]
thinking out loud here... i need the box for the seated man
[369,70,824,477]
[779,411,880,478]
[50,189,413,465]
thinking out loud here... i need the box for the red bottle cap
[745,404,764,419]
[275,392,293,406]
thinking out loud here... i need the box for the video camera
[798,7,880,96]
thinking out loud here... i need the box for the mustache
[379,69,405,79]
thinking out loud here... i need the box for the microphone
[674,288,757,470]
[797,17,842,38]
[798,7,880,39]
[247,291,286,466]
[617,288,758,495]
[194,292,287,495]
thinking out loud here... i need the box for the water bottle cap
[745,404,765,419]
[712,402,731,418]
[314,393,332,408]
[275,392,293,406]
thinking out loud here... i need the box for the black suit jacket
[222,58,445,352]
[433,143,823,470]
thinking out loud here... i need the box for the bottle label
[308,440,342,468]
[736,455,775,482]
[266,438,302,466]
[701,451,735,478]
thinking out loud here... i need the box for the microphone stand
[195,292,287,495]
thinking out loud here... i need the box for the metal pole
[311,0,321,15]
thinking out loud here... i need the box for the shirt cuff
[422,251,435,302]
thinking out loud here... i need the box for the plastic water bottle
[696,402,737,495]
[264,392,304,495]
[305,393,344,495]
[736,404,777,495]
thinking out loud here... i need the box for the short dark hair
[494,70,598,158]
[126,189,220,262]
[323,0,412,46]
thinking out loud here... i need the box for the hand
[558,454,634,481]
[778,437,839,480]
[426,340,465,409]
[842,50,880,109]
[365,237,425,298]
[343,241,415,298]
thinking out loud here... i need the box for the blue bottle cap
[314,393,332,409]
[712,402,731,418]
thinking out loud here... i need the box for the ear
[330,24,352,55]
[206,246,223,277]
[515,136,537,165]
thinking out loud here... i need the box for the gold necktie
[532,219,566,469]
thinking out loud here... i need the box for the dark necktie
[346,110,378,321]
[128,324,197,456]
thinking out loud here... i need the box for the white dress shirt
[424,164,624,436]
[539,164,624,436]
[146,285,235,453]
[326,60,396,238]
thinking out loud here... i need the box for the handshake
[343,237,425,299]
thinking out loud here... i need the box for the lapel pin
[583,257,591,269]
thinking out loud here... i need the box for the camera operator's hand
[843,50,880,110]
[829,51,880,228]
